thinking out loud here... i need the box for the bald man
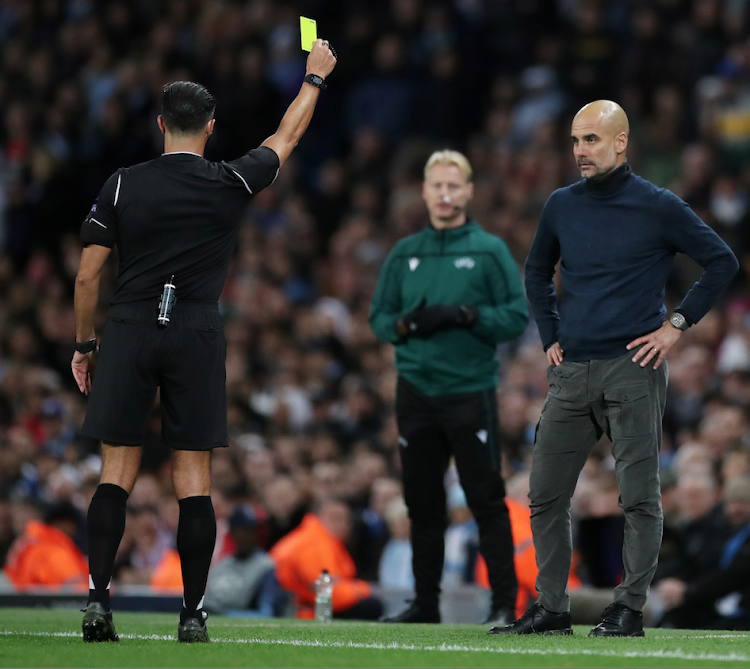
[489,101,738,637]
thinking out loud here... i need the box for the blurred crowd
[1,0,750,627]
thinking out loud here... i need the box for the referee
[72,41,336,643]
[370,150,529,625]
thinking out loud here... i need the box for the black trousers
[395,377,517,610]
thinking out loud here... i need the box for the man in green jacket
[370,150,528,625]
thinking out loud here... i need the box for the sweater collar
[583,162,632,197]
[425,219,477,238]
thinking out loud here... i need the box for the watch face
[670,313,687,329]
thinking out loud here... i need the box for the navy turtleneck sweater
[525,163,739,361]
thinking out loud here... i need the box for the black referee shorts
[81,301,228,451]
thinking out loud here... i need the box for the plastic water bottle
[314,569,333,622]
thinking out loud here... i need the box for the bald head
[574,100,629,136]
[571,100,629,180]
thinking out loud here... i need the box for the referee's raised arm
[261,39,337,166]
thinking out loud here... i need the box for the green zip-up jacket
[370,220,529,396]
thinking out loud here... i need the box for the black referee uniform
[80,147,278,448]
[78,46,336,645]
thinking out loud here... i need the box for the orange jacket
[270,513,371,618]
[149,548,183,592]
[4,520,88,590]
[475,498,582,617]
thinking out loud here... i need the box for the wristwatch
[303,73,326,90]
[669,312,689,332]
[75,338,98,354]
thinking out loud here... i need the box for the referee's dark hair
[161,81,216,135]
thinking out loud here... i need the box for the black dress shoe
[488,602,573,635]
[379,602,440,623]
[480,606,515,626]
[589,602,644,637]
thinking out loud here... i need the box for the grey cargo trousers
[530,350,668,613]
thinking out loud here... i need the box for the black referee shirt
[80,147,280,305]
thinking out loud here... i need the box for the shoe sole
[483,619,514,627]
[589,630,644,638]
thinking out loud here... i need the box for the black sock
[87,483,129,610]
[177,495,216,622]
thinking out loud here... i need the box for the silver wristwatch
[669,312,689,331]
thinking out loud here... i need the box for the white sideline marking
[652,633,750,639]
[1,630,750,663]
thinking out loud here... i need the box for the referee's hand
[306,39,337,78]
[72,351,96,395]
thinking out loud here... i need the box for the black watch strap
[75,338,98,354]
[303,73,326,90]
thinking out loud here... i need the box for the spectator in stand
[442,483,478,588]
[270,497,383,620]
[262,475,309,549]
[4,500,87,590]
[654,473,728,592]
[723,447,750,483]
[658,477,750,629]
[346,34,414,144]
[349,476,402,581]
[0,499,14,567]
[378,496,413,589]
[204,505,286,617]
[116,505,173,586]
[509,65,566,149]
[37,397,76,459]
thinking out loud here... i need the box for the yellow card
[300,16,317,52]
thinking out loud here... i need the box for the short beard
[432,206,467,228]
[582,163,617,181]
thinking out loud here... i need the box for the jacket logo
[454,257,475,269]
[408,258,420,271]
[476,430,488,444]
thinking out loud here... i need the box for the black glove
[395,301,479,338]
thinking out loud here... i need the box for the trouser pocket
[604,383,652,438]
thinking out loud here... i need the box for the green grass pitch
[1,608,750,668]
